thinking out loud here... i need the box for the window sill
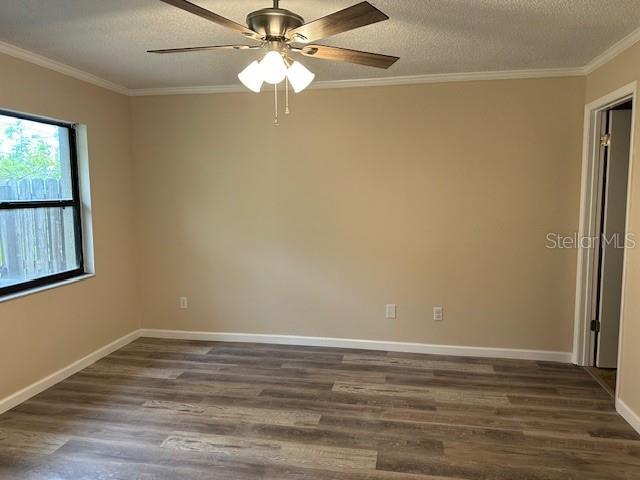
[0,273,96,304]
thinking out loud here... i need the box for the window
[0,110,84,297]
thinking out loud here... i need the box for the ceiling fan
[148,0,399,96]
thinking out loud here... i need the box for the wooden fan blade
[159,0,263,41]
[298,44,399,69]
[287,1,388,43]
[148,45,261,54]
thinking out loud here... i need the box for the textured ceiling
[0,0,639,89]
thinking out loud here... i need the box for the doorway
[573,83,636,399]
[590,101,633,394]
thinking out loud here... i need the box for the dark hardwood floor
[586,366,617,397]
[1,337,639,479]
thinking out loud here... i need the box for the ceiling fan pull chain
[285,77,291,115]
[274,83,279,126]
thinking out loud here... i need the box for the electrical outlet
[385,304,396,319]
[433,306,443,321]
[179,297,188,309]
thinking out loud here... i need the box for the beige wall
[586,41,640,418]
[0,50,605,405]
[0,53,138,399]
[132,77,585,352]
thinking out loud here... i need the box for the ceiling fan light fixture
[286,61,315,93]
[260,51,287,84]
[238,60,264,92]
[151,0,397,119]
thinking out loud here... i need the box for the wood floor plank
[122,339,214,355]
[333,381,511,406]
[82,361,184,379]
[96,355,236,374]
[377,448,630,480]
[207,346,345,363]
[0,450,45,479]
[319,414,530,449]
[0,411,169,446]
[0,339,638,479]
[211,363,387,383]
[379,407,634,438]
[261,386,438,410]
[142,399,322,427]
[64,374,265,398]
[431,368,603,389]
[343,354,496,374]
[51,438,441,480]
[162,433,379,471]
[507,394,616,411]
[178,370,336,390]
[384,372,606,398]
[0,428,69,455]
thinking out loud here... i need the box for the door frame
[573,82,636,389]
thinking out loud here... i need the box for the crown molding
[2,25,640,98]
[128,67,585,96]
[315,68,585,87]
[0,41,129,95]
[130,84,248,96]
[584,25,640,75]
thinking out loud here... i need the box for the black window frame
[0,109,85,297]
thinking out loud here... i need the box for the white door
[596,109,632,368]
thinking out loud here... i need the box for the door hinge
[600,134,611,147]
[590,319,601,332]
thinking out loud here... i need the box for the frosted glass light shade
[238,61,264,92]
[260,51,287,84]
[287,61,315,93]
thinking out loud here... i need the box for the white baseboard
[616,398,640,435]
[0,328,573,416]
[139,329,572,363]
[0,329,141,415]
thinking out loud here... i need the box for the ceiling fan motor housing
[151,0,399,70]
[246,7,304,40]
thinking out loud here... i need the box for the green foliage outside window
[0,120,61,182]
